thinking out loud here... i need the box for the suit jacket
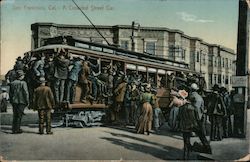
[114,82,127,102]
[9,79,29,106]
[79,61,90,84]
[33,85,55,110]
[189,91,204,120]
[68,60,82,81]
[207,91,226,116]
[44,61,54,81]
[54,56,70,80]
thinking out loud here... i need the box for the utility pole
[200,50,202,74]
[234,0,249,138]
[131,21,140,52]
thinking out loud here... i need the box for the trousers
[38,109,52,133]
[66,79,77,103]
[153,108,163,129]
[12,103,26,133]
[54,78,66,104]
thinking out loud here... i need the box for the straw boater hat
[38,77,47,83]
[145,84,151,92]
[191,83,199,91]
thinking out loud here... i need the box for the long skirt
[168,106,179,131]
[136,102,153,134]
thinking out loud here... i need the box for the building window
[181,49,186,60]
[229,59,232,69]
[196,51,200,62]
[225,58,228,68]
[218,57,221,67]
[209,74,213,85]
[208,56,213,66]
[202,54,206,65]
[169,50,174,59]
[225,75,229,84]
[222,58,225,68]
[214,57,217,67]
[146,42,156,55]
[218,74,221,84]
[120,40,129,50]
[214,74,217,84]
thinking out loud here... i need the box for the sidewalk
[198,109,250,160]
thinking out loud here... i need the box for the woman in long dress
[136,84,155,135]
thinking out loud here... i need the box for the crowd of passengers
[1,49,239,159]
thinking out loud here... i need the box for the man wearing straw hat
[33,77,55,135]
[9,70,29,134]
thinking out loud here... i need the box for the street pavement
[0,108,249,161]
[0,123,190,161]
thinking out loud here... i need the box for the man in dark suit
[9,70,29,134]
[33,77,55,135]
[207,84,227,141]
[54,52,70,104]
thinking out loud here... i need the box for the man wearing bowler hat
[33,77,55,135]
[9,70,29,134]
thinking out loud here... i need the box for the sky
[0,0,239,75]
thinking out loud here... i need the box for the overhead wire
[72,0,111,46]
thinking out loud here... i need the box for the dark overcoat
[33,85,55,110]
[9,80,29,106]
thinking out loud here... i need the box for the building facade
[31,22,236,90]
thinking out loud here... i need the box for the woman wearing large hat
[168,88,188,131]
[135,83,154,135]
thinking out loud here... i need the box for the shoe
[88,95,95,100]
[38,132,44,135]
[81,99,87,103]
[102,94,108,98]
[15,130,23,134]
[12,131,17,134]
[46,132,53,135]
[204,145,212,154]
